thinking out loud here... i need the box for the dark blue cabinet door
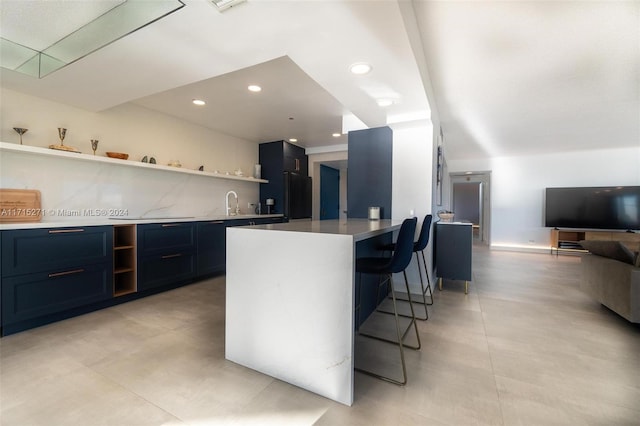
[1,226,113,277]
[196,221,226,277]
[2,262,112,325]
[137,222,196,291]
[137,223,195,257]
[138,252,196,291]
[435,223,472,281]
[260,140,309,216]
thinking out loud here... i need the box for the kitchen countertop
[0,214,283,230]
[245,218,402,241]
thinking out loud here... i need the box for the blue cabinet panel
[259,140,310,218]
[1,226,113,277]
[137,222,196,291]
[435,223,472,281]
[137,223,195,257]
[196,221,226,277]
[138,252,196,291]
[2,262,111,326]
[347,126,393,219]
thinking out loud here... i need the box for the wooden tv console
[550,228,640,255]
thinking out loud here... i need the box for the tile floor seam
[474,270,509,426]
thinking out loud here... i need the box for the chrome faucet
[226,190,239,216]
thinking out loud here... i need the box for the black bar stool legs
[380,214,434,320]
[355,217,420,386]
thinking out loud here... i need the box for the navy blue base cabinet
[434,222,473,293]
[197,220,227,277]
[1,226,113,335]
[137,222,196,291]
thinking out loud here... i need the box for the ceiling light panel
[210,0,247,12]
[0,0,185,78]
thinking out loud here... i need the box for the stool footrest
[357,310,420,350]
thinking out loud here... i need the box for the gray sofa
[580,252,640,323]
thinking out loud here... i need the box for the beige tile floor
[1,246,639,425]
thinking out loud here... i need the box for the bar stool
[380,214,433,320]
[355,217,420,385]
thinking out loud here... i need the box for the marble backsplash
[0,149,260,222]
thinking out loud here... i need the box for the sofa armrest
[580,253,640,323]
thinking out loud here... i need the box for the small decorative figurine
[13,127,28,145]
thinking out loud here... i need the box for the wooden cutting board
[0,189,42,223]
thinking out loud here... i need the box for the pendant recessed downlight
[377,98,393,107]
[289,138,298,143]
[192,99,206,106]
[332,133,341,138]
[248,85,262,92]
[349,62,372,75]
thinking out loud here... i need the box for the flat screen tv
[545,186,640,230]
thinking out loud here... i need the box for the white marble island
[225,219,401,406]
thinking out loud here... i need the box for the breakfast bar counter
[225,219,401,406]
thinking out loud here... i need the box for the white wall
[448,147,640,250]
[0,88,261,220]
[390,121,434,292]
[391,122,433,221]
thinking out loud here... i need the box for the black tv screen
[545,186,640,230]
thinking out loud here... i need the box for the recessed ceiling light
[332,133,341,138]
[377,99,393,107]
[192,99,206,106]
[349,62,372,75]
[248,85,262,92]
[289,138,298,143]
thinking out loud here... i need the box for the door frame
[450,171,491,244]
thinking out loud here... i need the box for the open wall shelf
[0,142,268,184]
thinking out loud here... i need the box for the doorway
[320,165,340,220]
[450,172,491,244]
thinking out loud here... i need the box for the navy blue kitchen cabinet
[196,220,226,277]
[347,126,393,219]
[137,222,196,291]
[1,226,113,335]
[259,140,311,220]
[2,226,112,276]
[434,222,473,294]
[137,222,196,257]
[208,216,284,274]
[261,139,308,176]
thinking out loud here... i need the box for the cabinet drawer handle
[161,253,182,259]
[49,229,85,234]
[208,221,224,224]
[49,268,85,278]
[161,224,180,228]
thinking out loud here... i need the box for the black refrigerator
[283,171,312,220]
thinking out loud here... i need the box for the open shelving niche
[113,224,137,296]
[550,228,640,256]
[0,142,269,184]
